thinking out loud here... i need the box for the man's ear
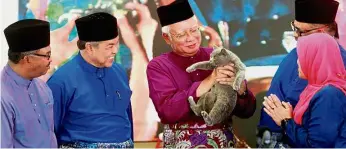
[84,42,94,53]
[23,55,31,64]
[162,33,172,45]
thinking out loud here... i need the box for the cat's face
[210,48,231,66]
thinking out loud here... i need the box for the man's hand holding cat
[196,69,218,97]
[216,63,246,95]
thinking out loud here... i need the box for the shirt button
[107,95,109,97]
[34,104,37,106]
[196,73,199,76]
[38,114,41,117]
[30,93,34,96]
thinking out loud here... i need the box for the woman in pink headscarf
[263,33,346,148]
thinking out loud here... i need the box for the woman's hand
[263,94,293,126]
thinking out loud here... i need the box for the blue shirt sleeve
[285,86,346,148]
[47,78,70,138]
[127,102,134,141]
[114,63,134,141]
[1,97,14,148]
[258,49,299,132]
[335,120,346,147]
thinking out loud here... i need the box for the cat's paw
[201,111,213,126]
[232,82,240,91]
[186,66,196,73]
[205,121,213,126]
[201,111,208,118]
[188,96,195,105]
[232,77,243,91]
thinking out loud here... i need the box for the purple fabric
[189,133,208,146]
[1,64,57,148]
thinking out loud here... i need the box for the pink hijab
[293,33,346,125]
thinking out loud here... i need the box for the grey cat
[186,47,246,126]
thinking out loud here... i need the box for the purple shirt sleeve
[1,97,14,148]
[147,61,201,124]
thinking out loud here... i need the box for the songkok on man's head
[157,0,194,27]
[75,12,118,42]
[4,19,50,53]
[295,0,339,24]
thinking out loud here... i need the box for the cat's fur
[186,47,246,126]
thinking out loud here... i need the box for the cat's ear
[221,48,228,54]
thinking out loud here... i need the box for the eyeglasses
[30,53,51,60]
[290,21,328,37]
[169,26,201,42]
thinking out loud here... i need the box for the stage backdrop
[1,0,344,145]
